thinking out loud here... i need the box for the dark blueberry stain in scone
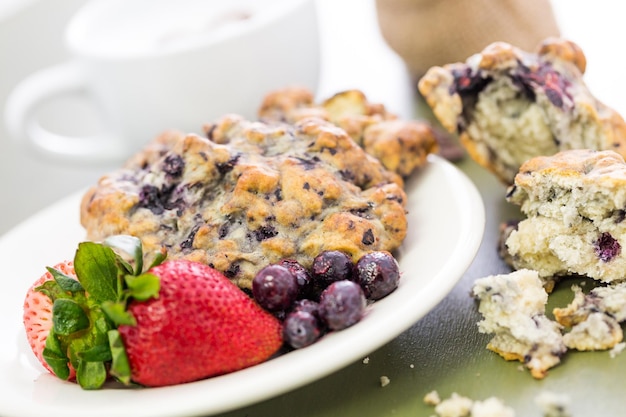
[137,181,188,216]
[385,194,404,204]
[224,263,240,278]
[339,169,355,183]
[451,67,492,97]
[349,203,374,219]
[162,154,185,178]
[138,184,170,215]
[594,232,621,262]
[509,62,573,110]
[216,154,240,175]
[218,222,230,239]
[180,224,201,250]
[205,124,217,141]
[450,66,493,132]
[274,188,283,201]
[294,156,319,170]
[361,229,375,245]
[613,209,626,223]
[253,225,278,241]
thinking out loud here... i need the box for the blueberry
[594,232,621,262]
[355,251,400,300]
[319,280,365,330]
[278,259,314,299]
[283,310,323,349]
[252,264,298,312]
[311,250,355,288]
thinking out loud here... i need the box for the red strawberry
[118,260,283,387]
[22,235,283,389]
[23,261,77,380]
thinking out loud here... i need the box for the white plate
[0,154,484,417]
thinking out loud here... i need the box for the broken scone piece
[472,269,566,379]
[554,282,626,350]
[503,149,626,286]
[418,37,626,184]
[258,87,439,177]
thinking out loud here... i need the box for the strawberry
[22,260,78,380]
[118,260,284,387]
[22,235,283,389]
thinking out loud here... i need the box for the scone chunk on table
[553,282,626,351]
[418,37,626,184]
[472,269,566,379]
[502,149,626,286]
[81,115,408,289]
[258,87,439,177]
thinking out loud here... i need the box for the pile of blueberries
[251,250,400,349]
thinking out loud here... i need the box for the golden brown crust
[81,116,407,289]
[537,37,586,74]
[258,87,438,177]
[512,149,626,191]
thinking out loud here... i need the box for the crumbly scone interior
[472,269,566,379]
[504,150,626,284]
[465,75,558,181]
[418,38,626,185]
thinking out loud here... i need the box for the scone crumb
[362,356,370,364]
[379,376,390,387]
[423,390,441,406]
[534,391,572,417]
[429,392,515,417]
[610,342,626,358]
[472,397,515,417]
[434,393,473,417]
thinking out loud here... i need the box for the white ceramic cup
[5,0,320,163]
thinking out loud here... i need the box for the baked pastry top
[81,115,408,289]
[502,149,626,286]
[258,87,439,177]
[418,37,626,184]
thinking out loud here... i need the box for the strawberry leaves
[52,299,90,335]
[36,235,165,389]
[74,242,119,303]
[107,330,131,385]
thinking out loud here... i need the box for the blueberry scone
[472,269,566,379]
[80,116,408,289]
[418,37,626,184]
[553,282,626,351]
[502,149,626,287]
[257,87,440,177]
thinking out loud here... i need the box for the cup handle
[4,61,127,163]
